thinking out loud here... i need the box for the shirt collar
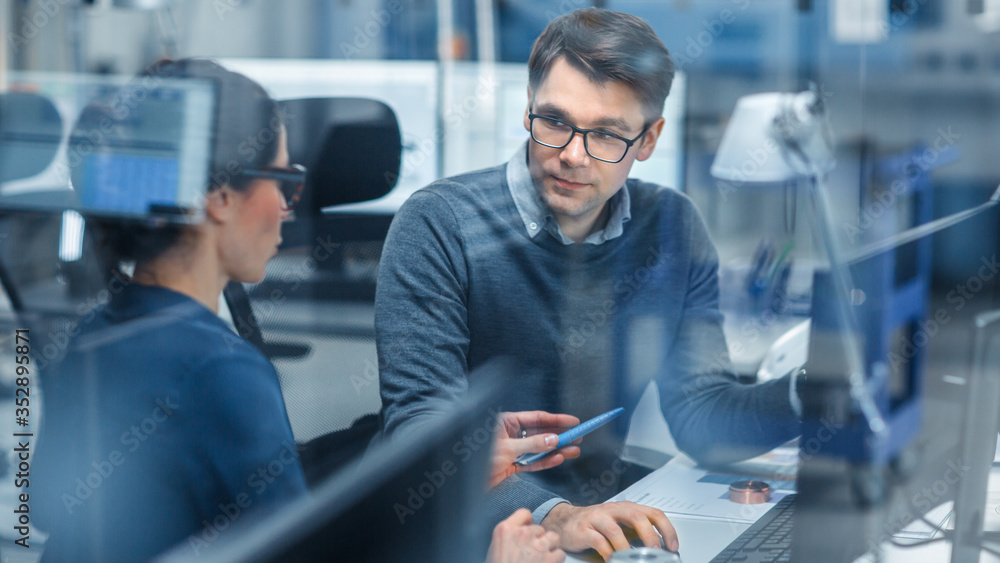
[506,141,631,246]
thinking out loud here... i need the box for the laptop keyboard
[710,494,796,563]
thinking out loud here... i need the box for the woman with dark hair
[32,58,564,563]
[32,58,308,562]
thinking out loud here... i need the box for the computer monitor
[802,238,929,465]
[155,362,507,563]
[950,309,1000,562]
[0,71,216,223]
[794,232,931,560]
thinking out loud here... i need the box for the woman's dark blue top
[33,283,307,562]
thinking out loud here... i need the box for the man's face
[524,56,664,233]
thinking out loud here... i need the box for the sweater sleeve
[656,201,801,466]
[376,189,472,436]
[376,188,562,517]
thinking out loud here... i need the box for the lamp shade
[711,92,835,184]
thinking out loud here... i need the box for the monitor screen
[951,309,1000,560]
[0,71,216,223]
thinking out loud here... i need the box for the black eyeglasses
[528,113,650,164]
[241,164,307,210]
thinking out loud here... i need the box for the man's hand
[487,508,566,563]
[490,411,581,488]
[541,501,678,561]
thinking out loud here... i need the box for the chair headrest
[278,98,402,215]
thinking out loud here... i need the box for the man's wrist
[540,501,574,533]
[532,498,570,525]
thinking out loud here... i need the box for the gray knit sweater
[375,162,800,526]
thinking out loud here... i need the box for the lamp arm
[806,173,888,439]
[848,182,1000,264]
[775,89,889,440]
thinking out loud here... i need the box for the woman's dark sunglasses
[241,164,307,210]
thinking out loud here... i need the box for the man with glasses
[377,8,801,559]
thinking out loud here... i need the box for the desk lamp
[711,91,892,563]
[712,89,1000,455]
[711,89,1000,560]
[711,89,886,454]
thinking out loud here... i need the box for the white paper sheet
[610,454,796,524]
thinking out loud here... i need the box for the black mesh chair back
[225,97,403,485]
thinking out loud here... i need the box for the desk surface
[567,484,1000,563]
[564,458,1000,563]
[574,296,997,562]
[565,519,1000,563]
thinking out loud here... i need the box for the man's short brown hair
[528,8,675,120]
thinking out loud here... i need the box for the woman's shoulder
[106,284,277,389]
[118,284,268,363]
[184,317,275,384]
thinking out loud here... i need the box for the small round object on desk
[609,547,682,562]
[728,480,771,504]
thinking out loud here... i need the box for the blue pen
[514,407,625,466]
[746,239,774,297]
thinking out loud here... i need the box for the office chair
[0,92,103,362]
[223,97,402,486]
